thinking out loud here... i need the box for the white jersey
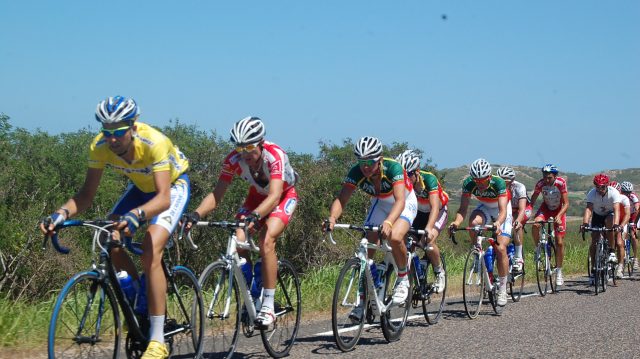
[626,192,639,214]
[586,186,622,216]
[509,180,528,209]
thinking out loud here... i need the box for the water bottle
[135,274,147,315]
[484,246,494,275]
[239,257,253,288]
[117,271,136,305]
[250,259,263,299]
[412,255,424,279]
[507,243,515,265]
[369,259,382,289]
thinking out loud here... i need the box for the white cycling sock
[262,288,275,311]
[434,266,443,273]
[499,276,508,291]
[149,315,165,343]
[515,245,523,258]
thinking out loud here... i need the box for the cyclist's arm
[613,202,621,227]
[59,167,104,218]
[494,195,508,229]
[582,203,593,225]
[425,192,441,231]
[621,205,630,227]
[130,170,172,220]
[329,184,356,222]
[515,197,527,224]
[557,191,570,218]
[453,194,471,226]
[530,191,540,208]
[386,182,406,225]
[193,179,231,218]
[252,178,284,219]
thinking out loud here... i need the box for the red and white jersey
[219,141,298,195]
[625,192,639,214]
[586,186,622,216]
[620,195,631,221]
[533,176,567,211]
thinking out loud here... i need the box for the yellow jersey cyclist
[449,158,512,307]
[496,166,532,272]
[184,116,299,327]
[326,136,418,321]
[395,150,449,293]
[40,96,190,359]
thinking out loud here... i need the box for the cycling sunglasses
[358,157,380,167]
[236,143,259,153]
[101,125,131,138]
[472,176,491,184]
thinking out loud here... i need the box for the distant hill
[439,165,640,217]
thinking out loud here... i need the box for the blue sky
[1,1,638,174]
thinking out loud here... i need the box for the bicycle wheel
[199,260,240,358]
[462,249,484,319]
[422,253,446,324]
[626,239,634,277]
[486,255,504,315]
[165,266,204,358]
[332,257,366,352]
[260,259,301,358]
[48,271,121,359]
[587,253,592,278]
[535,244,550,296]
[548,242,558,293]
[380,264,411,342]
[509,255,525,302]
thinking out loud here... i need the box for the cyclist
[183,116,298,327]
[496,166,532,272]
[40,96,190,359]
[580,174,623,283]
[325,136,417,321]
[611,181,632,276]
[530,164,569,286]
[449,158,512,307]
[620,181,639,269]
[396,150,449,292]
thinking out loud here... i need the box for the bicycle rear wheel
[487,256,503,315]
[509,257,525,302]
[332,257,366,352]
[462,249,484,319]
[548,242,558,293]
[422,253,446,324]
[48,271,121,359]
[380,264,411,342]
[165,266,204,358]
[626,239,634,277]
[535,244,550,296]
[260,259,301,358]
[199,260,240,358]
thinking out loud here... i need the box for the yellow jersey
[88,122,189,193]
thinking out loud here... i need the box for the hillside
[439,165,640,217]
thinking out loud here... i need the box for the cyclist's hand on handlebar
[513,221,521,230]
[116,211,140,237]
[39,212,66,235]
[579,223,588,233]
[181,211,201,231]
[322,217,336,233]
[380,220,393,239]
[613,224,622,233]
[448,222,458,236]
[244,211,261,232]
[494,222,502,236]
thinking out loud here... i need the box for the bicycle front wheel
[548,242,558,293]
[48,271,121,359]
[509,256,525,302]
[380,264,411,342]
[535,244,550,296]
[462,249,484,319]
[422,253,446,324]
[331,257,365,352]
[260,259,301,358]
[165,266,204,358]
[199,260,240,359]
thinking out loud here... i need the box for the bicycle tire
[260,259,301,358]
[594,242,603,295]
[331,257,366,352]
[587,254,592,279]
[423,253,446,324]
[626,238,634,277]
[535,244,549,296]
[548,241,558,293]
[380,264,411,342]
[610,262,617,286]
[600,243,608,293]
[48,271,121,359]
[462,249,484,319]
[165,266,204,358]
[509,255,525,302]
[199,260,240,358]
[487,254,503,315]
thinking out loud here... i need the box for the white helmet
[621,181,633,193]
[395,150,421,173]
[496,166,516,180]
[469,158,492,179]
[354,136,382,159]
[229,116,266,145]
[95,96,139,124]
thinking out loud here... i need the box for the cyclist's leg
[389,192,417,303]
[554,212,567,283]
[423,206,448,270]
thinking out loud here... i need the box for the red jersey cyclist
[496,166,532,272]
[184,116,299,327]
[326,137,418,321]
[620,181,639,269]
[395,150,448,292]
[449,158,512,307]
[581,174,624,281]
[530,164,569,286]
[611,181,632,274]
[40,96,191,359]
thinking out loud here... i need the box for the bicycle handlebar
[448,224,496,245]
[42,219,115,254]
[182,220,258,252]
[580,226,617,241]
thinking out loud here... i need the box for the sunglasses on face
[358,158,380,167]
[236,143,259,153]
[596,185,607,190]
[101,125,131,138]
[407,170,417,177]
[473,176,491,184]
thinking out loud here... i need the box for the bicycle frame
[454,225,499,294]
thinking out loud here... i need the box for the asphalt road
[226,273,640,358]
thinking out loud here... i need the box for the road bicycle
[326,223,415,352]
[623,224,635,277]
[450,225,504,319]
[525,218,558,296]
[582,226,618,294]
[407,231,448,324]
[185,220,300,358]
[45,219,204,358]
